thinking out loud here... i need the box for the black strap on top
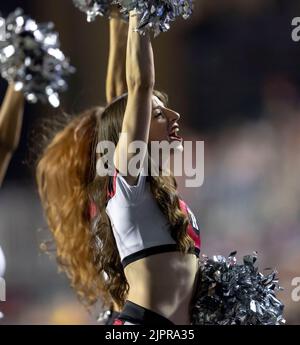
[119,300,175,326]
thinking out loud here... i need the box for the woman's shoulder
[107,168,148,205]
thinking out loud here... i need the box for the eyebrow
[153,104,165,110]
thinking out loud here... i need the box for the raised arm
[0,84,24,187]
[114,11,155,184]
[106,13,128,103]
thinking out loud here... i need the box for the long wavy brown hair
[36,91,194,311]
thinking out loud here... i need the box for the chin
[171,140,184,153]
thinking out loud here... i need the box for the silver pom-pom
[0,8,75,108]
[97,309,112,323]
[73,0,111,22]
[115,0,194,37]
[190,251,286,325]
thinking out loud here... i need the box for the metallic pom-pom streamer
[73,1,194,37]
[72,0,111,22]
[115,0,194,37]
[190,251,286,325]
[0,8,75,108]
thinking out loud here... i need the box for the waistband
[118,300,175,326]
[121,244,199,268]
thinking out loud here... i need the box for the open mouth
[169,126,183,142]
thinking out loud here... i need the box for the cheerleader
[36,10,201,325]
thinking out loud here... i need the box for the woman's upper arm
[105,19,128,103]
[0,146,12,187]
[113,12,154,185]
[113,87,152,184]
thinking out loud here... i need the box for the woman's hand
[109,4,124,20]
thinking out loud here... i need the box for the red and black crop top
[96,169,201,268]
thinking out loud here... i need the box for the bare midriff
[124,251,199,325]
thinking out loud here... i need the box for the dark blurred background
[1,0,300,324]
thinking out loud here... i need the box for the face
[148,95,183,153]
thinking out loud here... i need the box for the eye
[154,110,164,118]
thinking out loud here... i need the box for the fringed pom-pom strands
[72,0,112,22]
[116,0,194,36]
[73,1,194,37]
[191,251,286,325]
[0,8,75,108]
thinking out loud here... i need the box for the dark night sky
[1,0,300,181]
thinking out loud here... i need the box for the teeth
[170,127,179,136]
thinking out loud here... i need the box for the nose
[166,108,180,122]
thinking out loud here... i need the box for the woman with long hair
[36,10,201,325]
